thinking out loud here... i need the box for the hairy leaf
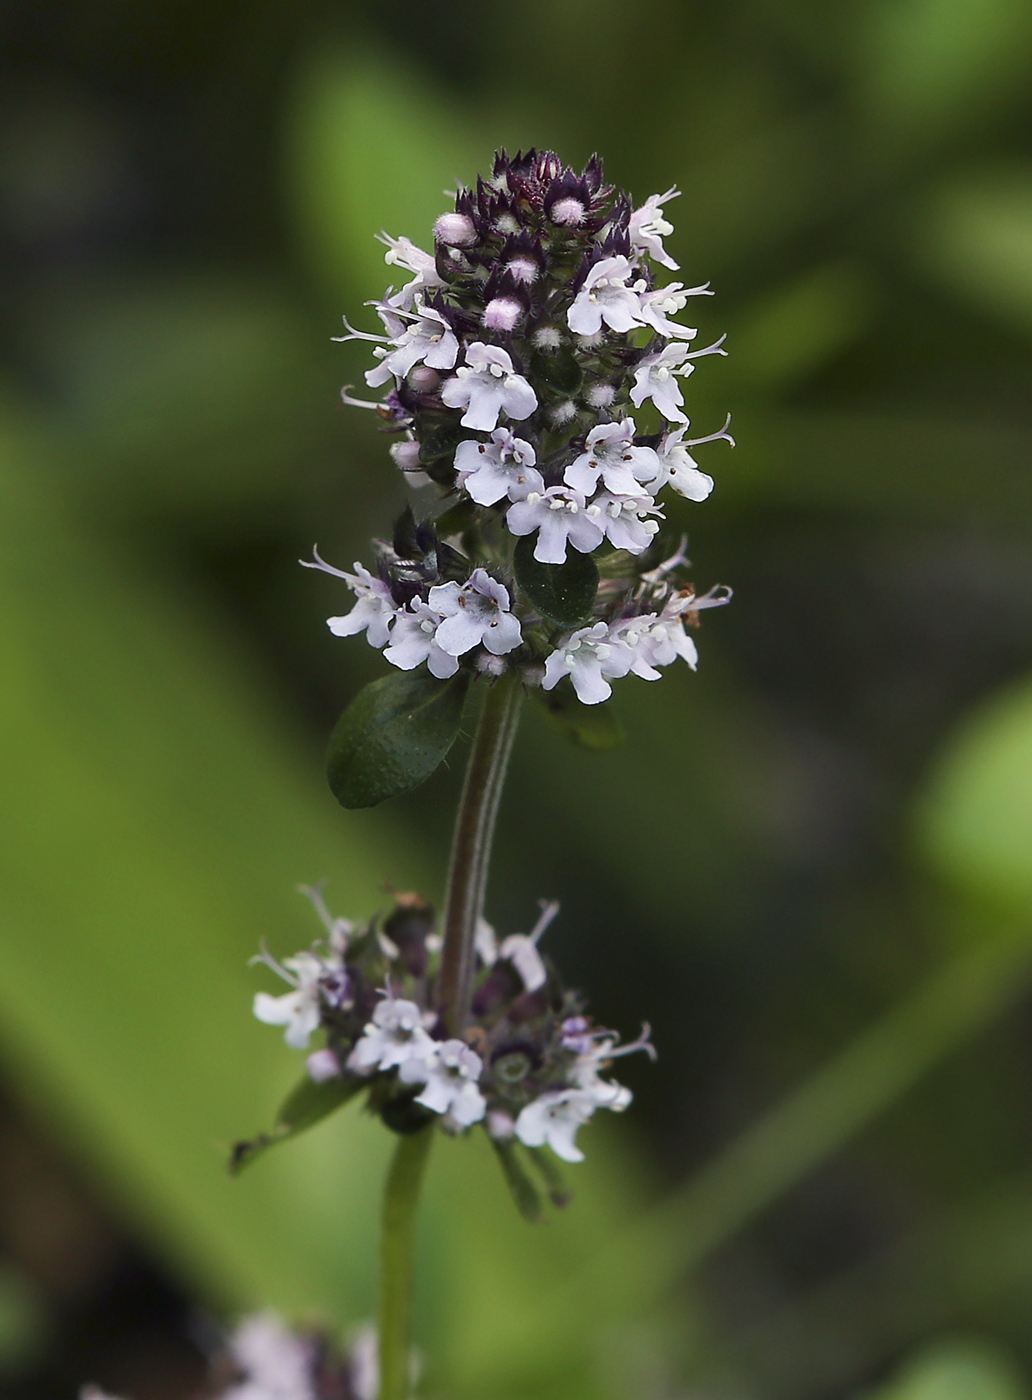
[514,535,598,628]
[327,670,471,808]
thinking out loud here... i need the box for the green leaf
[525,1145,573,1209]
[534,684,625,751]
[327,670,471,809]
[490,1139,545,1223]
[513,535,598,628]
[230,1073,366,1174]
[529,346,584,397]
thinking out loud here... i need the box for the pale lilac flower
[514,1089,598,1163]
[454,428,539,505]
[365,305,459,387]
[563,420,659,496]
[542,622,634,705]
[497,900,559,993]
[225,1313,316,1400]
[635,280,710,339]
[570,1024,654,1109]
[427,570,522,657]
[252,950,335,1051]
[348,1326,379,1400]
[506,485,605,564]
[383,602,460,679]
[401,1039,487,1126]
[634,425,717,501]
[567,256,644,337]
[474,916,498,965]
[629,187,680,270]
[629,342,697,424]
[592,491,664,554]
[347,997,436,1075]
[377,233,445,310]
[440,342,537,431]
[486,1108,516,1140]
[301,553,398,650]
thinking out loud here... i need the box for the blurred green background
[2,1,1032,1397]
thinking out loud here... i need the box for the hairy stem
[378,1126,434,1400]
[438,669,523,1036]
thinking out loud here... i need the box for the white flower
[301,552,398,650]
[440,343,537,431]
[455,428,539,505]
[566,256,645,337]
[427,569,522,657]
[347,997,436,1075]
[506,484,605,564]
[382,601,460,679]
[635,280,709,339]
[495,900,558,993]
[365,304,459,387]
[542,622,634,705]
[252,950,336,1051]
[377,233,445,311]
[225,1312,316,1400]
[592,491,664,554]
[401,1039,486,1126]
[514,1089,598,1163]
[570,1023,654,1108]
[629,342,696,424]
[563,420,659,496]
[635,425,715,501]
[629,187,680,270]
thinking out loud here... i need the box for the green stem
[438,669,523,1036]
[378,1126,434,1400]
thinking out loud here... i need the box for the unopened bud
[483,297,522,332]
[551,197,585,226]
[434,212,476,246]
[390,440,422,472]
[487,1109,515,1140]
[306,1049,342,1083]
[408,365,441,392]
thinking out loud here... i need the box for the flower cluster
[316,149,731,705]
[83,1313,378,1400]
[252,888,653,1167]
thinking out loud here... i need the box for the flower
[224,1312,316,1400]
[563,420,659,496]
[566,256,645,336]
[514,1089,599,1163]
[427,570,522,658]
[377,232,445,310]
[542,622,634,705]
[440,342,537,431]
[629,342,697,423]
[454,427,539,505]
[592,491,664,554]
[495,899,558,992]
[365,304,459,387]
[636,280,708,339]
[383,601,460,679]
[347,997,436,1075]
[401,1039,487,1125]
[301,553,398,650]
[506,485,605,564]
[252,950,336,1051]
[629,187,680,270]
[635,425,716,501]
